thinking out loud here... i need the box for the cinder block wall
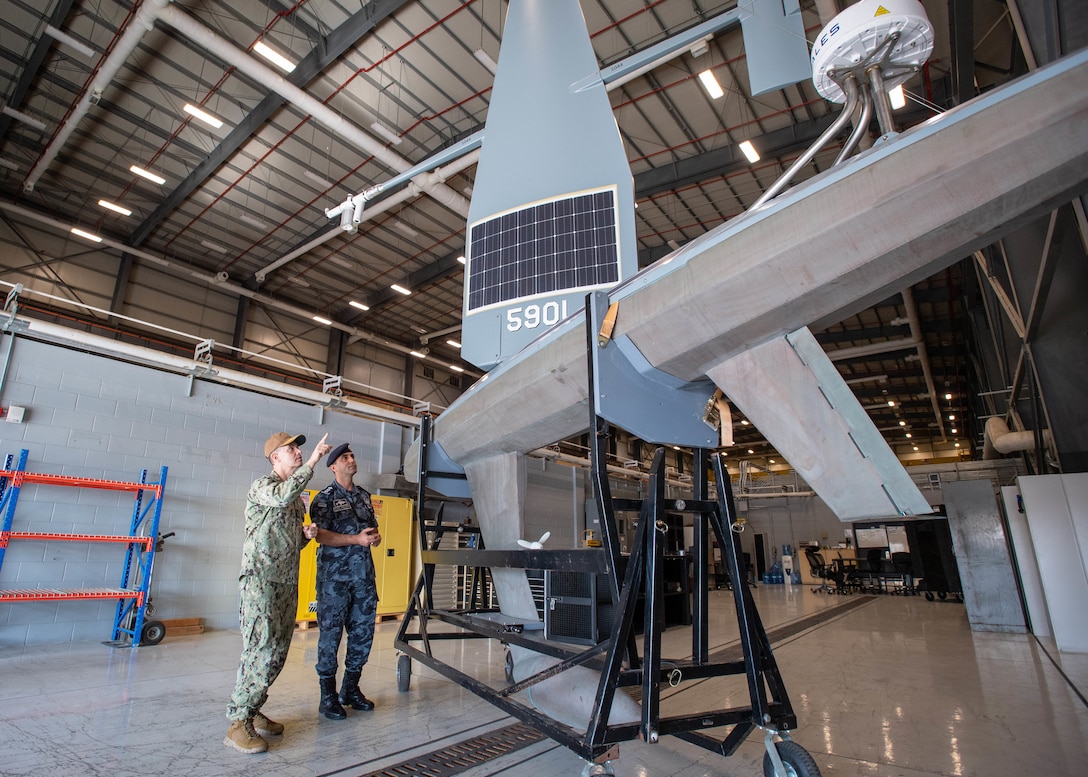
[0,337,408,646]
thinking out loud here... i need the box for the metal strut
[392,297,805,769]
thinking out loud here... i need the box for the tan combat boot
[253,711,284,736]
[224,718,268,753]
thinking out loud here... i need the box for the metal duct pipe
[901,287,946,439]
[256,149,481,281]
[10,317,421,428]
[0,201,421,361]
[23,0,171,191]
[156,5,471,225]
[983,416,1051,459]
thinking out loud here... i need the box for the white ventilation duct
[982,416,1052,459]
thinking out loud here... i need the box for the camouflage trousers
[315,577,378,679]
[227,577,296,721]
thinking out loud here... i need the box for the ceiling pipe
[256,149,480,282]
[0,200,421,360]
[23,0,171,192]
[8,316,421,429]
[982,416,1052,459]
[901,287,947,440]
[155,5,471,224]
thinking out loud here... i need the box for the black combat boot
[319,676,347,720]
[339,670,375,711]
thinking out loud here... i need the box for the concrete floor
[0,586,1085,777]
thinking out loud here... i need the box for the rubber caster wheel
[396,654,411,692]
[763,740,821,777]
[937,591,948,600]
[140,620,166,646]
[924,591,935,601]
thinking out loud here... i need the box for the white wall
[0,336,411,646]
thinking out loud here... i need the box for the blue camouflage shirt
[310,480,378,584]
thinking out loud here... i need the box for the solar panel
[466,187,620,312]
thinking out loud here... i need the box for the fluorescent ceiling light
[888,84,906,110]
[370,121,402,145]
[698,69,724,99]
[312,315,332,325]
[0,159,18,171]
[238,214,267,230]
[183,103,224,129]
[456,255,466,264]
[409,350,426,358]
[44,25,96,59]
[304,170,333,188]
[738,139,760,163]
[349,300,370,311]
[1,106,46,132]
[390,283,412,296]
[70,227,102,243]
[446,339,461,349]
[200,239,227,253]
[130,165,166,185]
[667,239,680,250]
[449,365,464,373]
[473,49,498,75]
[253,40,296,73]
[97,199,132,216]
[395,221,419,237]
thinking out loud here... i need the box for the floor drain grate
[357,721,547,777]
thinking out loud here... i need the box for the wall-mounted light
[97,199,132,216]
[473,49,498,75]
[44,24,96,59]
[183,103,224,129]
[130,165,166,185]
[71,227,102,243]
[370,121,402,145]
[1,106,46,132]
[698,69,724,99]
[254,40,296,73]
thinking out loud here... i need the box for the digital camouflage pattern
[310,481,380,678]
[227,463,316,721]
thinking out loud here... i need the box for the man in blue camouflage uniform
[224,430,331,754]
[309,442,382,720]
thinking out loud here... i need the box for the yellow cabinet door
[371,496,414,616]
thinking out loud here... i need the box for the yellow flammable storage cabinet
[296,492,415,623]
[296,490,319,623]
[371,495,414,617]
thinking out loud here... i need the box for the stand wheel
[396,654,411,692]
[924,591,934,601]
[763,740,821,777]
[580,761,615,777]
[140,620,166,646]
[937,591,948,600]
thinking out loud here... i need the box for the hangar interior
[0,1,1086,776]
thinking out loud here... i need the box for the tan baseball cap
[264,432,306,459]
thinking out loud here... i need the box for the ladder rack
[0,449,169,646]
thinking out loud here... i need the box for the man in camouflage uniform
[309,442,382,719]
[224,430,331,754]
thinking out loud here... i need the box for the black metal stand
[394,308,807,772]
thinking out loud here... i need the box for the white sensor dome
[810,0,935,103]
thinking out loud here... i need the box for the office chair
[806,548,846,594]
[890,551,915,595]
